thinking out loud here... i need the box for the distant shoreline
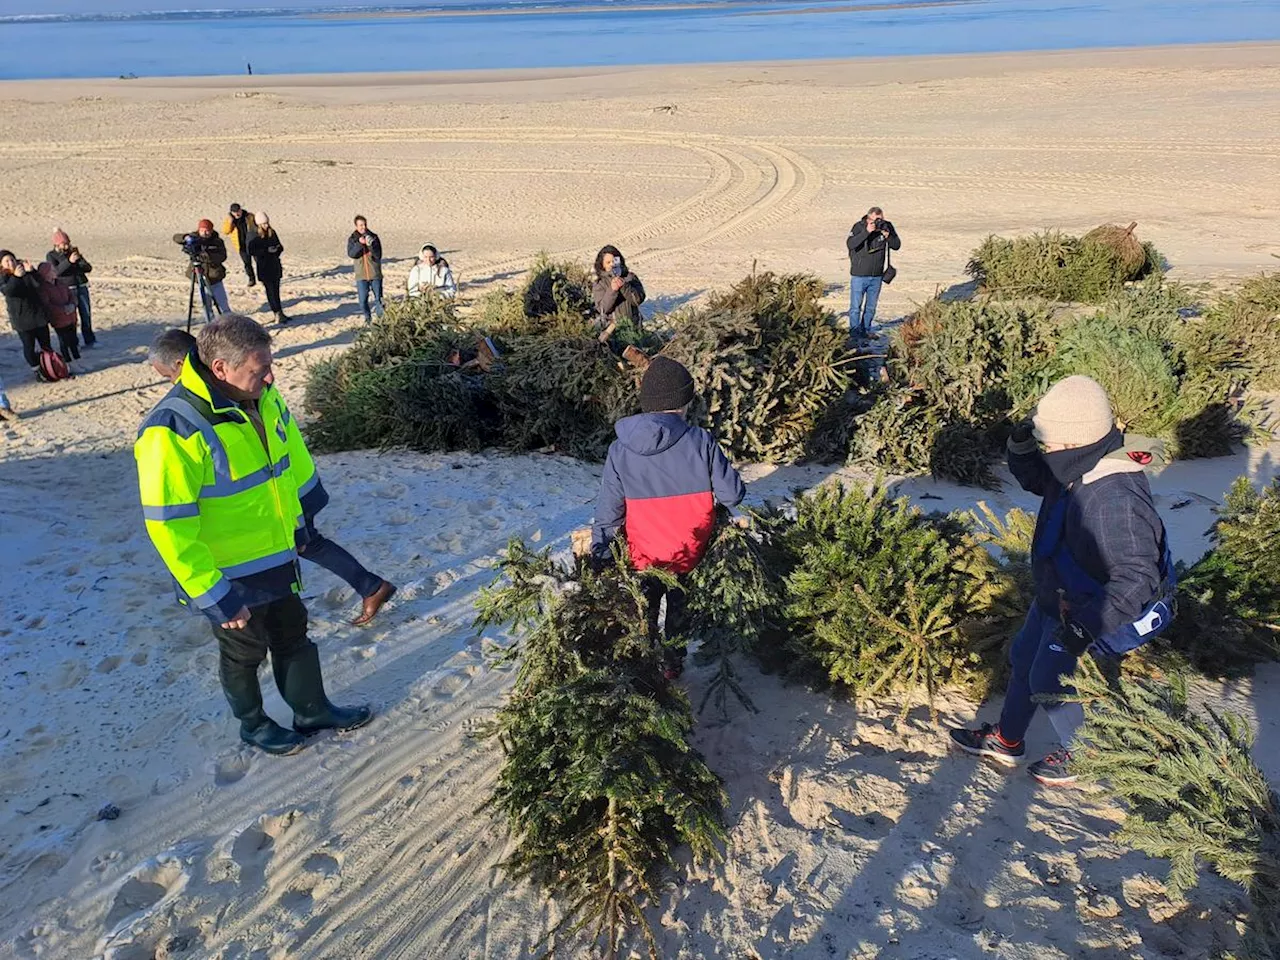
[313,0,976,20]
[1,40,1276,94]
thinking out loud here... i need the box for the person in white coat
[406,244,457,300]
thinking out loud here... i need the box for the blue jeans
[848,275,883,334]
[356,279,384,322]
[299,531,382,598]
[0,371,10,411]
[72,284,94,345]
[199,279,230,323]
[997,604,1085,748]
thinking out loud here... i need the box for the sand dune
[1,46,1279,959]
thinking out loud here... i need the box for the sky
[0,1,433,14]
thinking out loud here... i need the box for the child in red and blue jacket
[592,357,746,679]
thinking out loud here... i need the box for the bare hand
[221,606,251,630]
[610,276,624,291]
[880,228,890,238]
[69,251,80,263]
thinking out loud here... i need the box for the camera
[180,234,202,260]
[871,218,884,232]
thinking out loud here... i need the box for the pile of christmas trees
[305,261,855,464]
[475,541,725,958]
[853,268,1272,485]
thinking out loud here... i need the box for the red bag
[39,349,71,382]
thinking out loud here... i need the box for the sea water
[0,0,1277,80]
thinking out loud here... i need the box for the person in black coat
[47,228,96,346]
[0,250,54,377]
[591,245,645,344]
[247,213,288,324]
[846,206,901,338]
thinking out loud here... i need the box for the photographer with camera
[347,215,384,323]
[47,229,96,347]
[846,206,900,338]
[591,245,645,343]
[173,219,230,324]
[1,250,54,381]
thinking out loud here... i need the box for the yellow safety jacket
[135,355,325,623]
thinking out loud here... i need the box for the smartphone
[611,261,623,278]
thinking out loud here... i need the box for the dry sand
[1,44,1279,959]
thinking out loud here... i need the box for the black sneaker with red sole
[1028,748,1079,786]
[949,723,1025,766]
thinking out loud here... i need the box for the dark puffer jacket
[46,248,93,287]
[1,269,48,332]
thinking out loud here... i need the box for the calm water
[0,0,1276,80]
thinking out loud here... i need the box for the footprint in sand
[101,848,195,941]
[213,810,304,889]
[96,655,125,674]
[47,660,88,691]
[211,751,252,787]
[281,852,344,918]
[374,483,407,499]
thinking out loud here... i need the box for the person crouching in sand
[136,316,373,755]
[949,375,1176,785]
[148,327,396,627]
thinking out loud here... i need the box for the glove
[1009,420,1035,445]
[1061,617,1094,657]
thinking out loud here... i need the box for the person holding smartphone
[591,245,645,343]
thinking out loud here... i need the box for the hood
[1081,434,1168,484]
[615,412,689,456]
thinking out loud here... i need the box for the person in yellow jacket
[135,314,372,755]
[222,203,258,288]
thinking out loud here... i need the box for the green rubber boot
[275,643,373,736]
[219,661,306,756]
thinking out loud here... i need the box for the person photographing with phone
[846,206,900,339]
[591,244,645,345]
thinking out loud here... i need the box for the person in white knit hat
[950,375,1176,785]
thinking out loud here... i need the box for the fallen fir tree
[1162,477,1280,678]
[658,271,856,463]
[966,223,1164,303]
[475,540,725,959]
[684,483,1032,718]
[1066,667,1280,959]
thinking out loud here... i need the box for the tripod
[185,261,222,333]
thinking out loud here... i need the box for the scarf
[1042,427,1123,487]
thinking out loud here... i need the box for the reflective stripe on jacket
[134,353,324,623]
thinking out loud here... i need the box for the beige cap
[1032,375,1115,447]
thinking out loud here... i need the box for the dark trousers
[641,576,688,665]
[261,274,283,314]
[997,603,1086,748]
[240,250,256,284]
[18,326,53,368]
[72,284,94,345]
[52,324,80,362]
[299,533,382,598]
[212,594,313,707]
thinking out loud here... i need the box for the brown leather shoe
[352,581,396,626]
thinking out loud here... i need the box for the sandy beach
[1,44,1279,959]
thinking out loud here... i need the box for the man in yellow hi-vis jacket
[135,314,371,755]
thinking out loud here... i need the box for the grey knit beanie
[1032,375,1115,447]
